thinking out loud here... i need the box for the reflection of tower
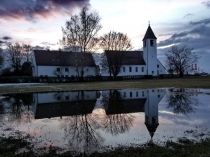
[144,90,159,140]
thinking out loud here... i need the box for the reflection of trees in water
[59,90,135,153]
[0,94,34,124]
[101,90,135,136]
[59,91,104,154]
[167,88,199,115]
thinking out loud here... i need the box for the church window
[129,67,132,72]
[123,67,126,72]
[136,67,138,72]
[152,71,154,74]
[142,67,144,72]
[57,68,60,72]
[130,92,132,97]
[150,40,154,46]
[66,96,69,100]
[144,40,146,47]
[57,96,61,100]
[136,92,138,97]
[124,92,126,97]
[65,68,68,72]
[87,68,88,71]
[157,64,159,68]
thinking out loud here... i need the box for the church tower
[144,90,159,140]
[142,25,157,76]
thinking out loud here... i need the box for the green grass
[0,76,210,94]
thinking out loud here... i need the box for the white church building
[101,25,166,77]
[31,25,165,77]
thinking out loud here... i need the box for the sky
[0,0,209,72]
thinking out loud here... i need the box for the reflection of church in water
[32,89,166,138]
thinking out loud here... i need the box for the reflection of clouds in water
[158,89,210,128]
[0,88,210,154]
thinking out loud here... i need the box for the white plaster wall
[35,91,97,104]
[144,89,166,125]
[102,89,166,101]
[143,39,158,76]
[101,65,147,76]
[35,65,96,77]
[157,59,166,75]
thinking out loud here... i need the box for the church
[101,25,166,77]
[32,25,165,77]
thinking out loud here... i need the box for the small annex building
[101,25,166,77]
[32,50,97,77]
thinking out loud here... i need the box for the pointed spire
[145,123,159,138]
[142,25,157,41]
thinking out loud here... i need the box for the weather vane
[148,21,150,26]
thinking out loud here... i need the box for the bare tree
[166,88,199,115]
[59,91,104,154]
[60,7,102,79]
[22,44,34,62]
[165,45,200,77]
[100,31,132,51]
[100,31,133,78]
[101,90,134,135]
[102,51,127,79]
[6,43,23,75]
[61,7,102,52]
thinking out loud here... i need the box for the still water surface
[0,88,210,154]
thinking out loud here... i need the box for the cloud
[158,24,210,49]
[34,45,45,50]
[13,28,41,35]
[202,1,210,8]
[190,18,210,25]
[0,0,90,22]
[2,36,12,40]
[183,13,195,18]
[41,42,56,46]
[158,33,173,37]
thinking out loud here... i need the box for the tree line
[0,43,34,76]
[0,7,199,78]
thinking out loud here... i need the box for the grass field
[0,75,210,94]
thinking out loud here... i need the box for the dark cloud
[202,1,210,8]
[34,45,45,50]
[157,23,210,72]
[41,42,56,46]
[158,33,173,36]
[2,36,12,40]
[183,13,194,18]
[158,24,210,49]
[0,40,4,44]
[190,18,210,25]
[0,0,90,22]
